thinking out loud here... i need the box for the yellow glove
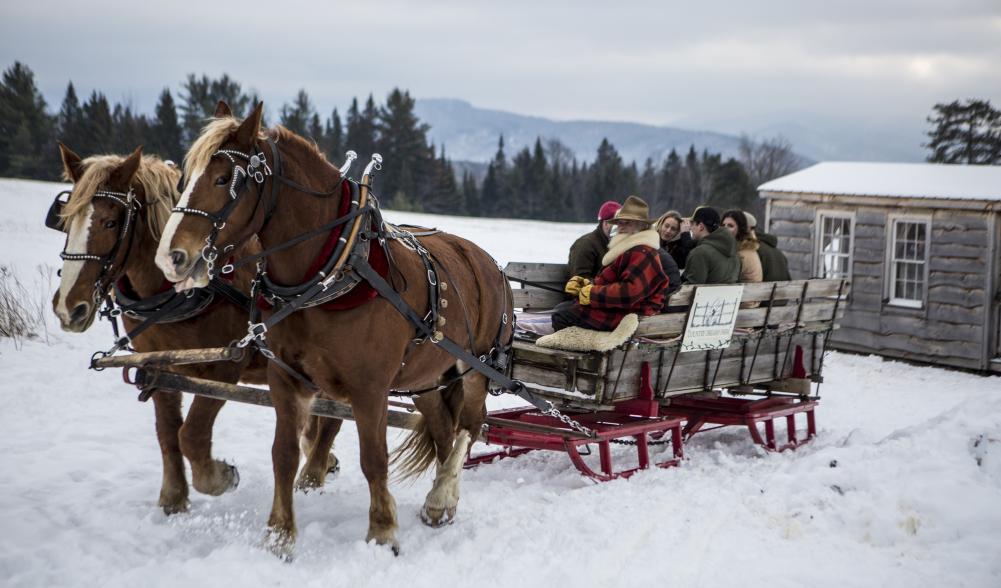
[578,283,593,306]
[564,276,590,296]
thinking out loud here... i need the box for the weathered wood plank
[770,219,813,239]
[932,226,989,246]
[138,370,422,430]
[93,347,242,369]
[928,271,986,289]
[927,285,986,309]
[511,289,564,310]
[831,330,983,368]
[636,301,845,337]
[929,257,988,274]
[504,262,568,282]
[926,302,984,324]
[930,242,990,260]
[769,205,816,223]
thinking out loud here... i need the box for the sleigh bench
[464,262,847,474]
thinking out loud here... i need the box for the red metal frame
[466,362,684,481]
[663,395,817,452]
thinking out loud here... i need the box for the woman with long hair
[722,209,763,284]
[655,210,695,269]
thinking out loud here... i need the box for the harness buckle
[109,308,122,318]
[427,269,437,286]
[236,322,268,348]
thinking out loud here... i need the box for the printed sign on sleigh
[681,285,744,352]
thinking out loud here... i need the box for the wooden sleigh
[97,263,847,483]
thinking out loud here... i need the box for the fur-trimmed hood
[601,229,660,267]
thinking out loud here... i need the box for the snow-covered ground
[2,177,1000,587]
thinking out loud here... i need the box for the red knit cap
[597,201,622,221]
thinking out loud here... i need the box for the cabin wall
[767,196,995,372]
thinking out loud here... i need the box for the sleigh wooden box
[506,262,847,407]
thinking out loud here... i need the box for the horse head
[156,101,269,289]
[50,144,180,331]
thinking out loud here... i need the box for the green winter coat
[682,227,740,284]
[568,224,610,279]
[756,232,791,282]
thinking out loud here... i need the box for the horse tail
[391,367,466,481]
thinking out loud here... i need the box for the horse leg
[265,368,312,560]
[421,370,484,527]
[352,390,399,554]
[152,390,189,514]
[295,416,344,491]
[179,396,239,496]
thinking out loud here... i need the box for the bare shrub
[0,264,53,347]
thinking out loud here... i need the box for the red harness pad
[257,181,388,312]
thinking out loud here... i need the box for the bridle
[170,144,275,279]
[46,187,143,303]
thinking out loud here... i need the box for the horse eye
[215,175,230,186]
[104,219,117,229]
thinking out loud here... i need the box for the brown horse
[155,102,513,556]
[51,145,343,514]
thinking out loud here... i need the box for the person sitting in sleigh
[552,195,669,332]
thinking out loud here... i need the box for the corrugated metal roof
[759,161,1001,201]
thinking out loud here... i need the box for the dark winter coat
[663,232,695,269]
[683,227,740,285]
[756,232,791,282]
[657,248,682,298]
[558,230,668,331]
[568,224,609,279]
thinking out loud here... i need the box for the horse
[50,144,343,515]
[154,101,514,556]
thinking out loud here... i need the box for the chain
[609,436,675,446]
[541,403,593,436]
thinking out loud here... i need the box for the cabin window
[815,211,854,280]
[886,216,931,309]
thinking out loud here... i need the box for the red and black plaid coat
[567,244,668,331]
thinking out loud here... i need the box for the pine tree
[375,89,431,205]
[708,158,756,212]
[81,91,114,155]
[480,135,508,217]
[426,146,464,215]
[0,62,57,178]
[112,103,149,155]
[179,73,252,143]
[639,157,658,209]
[461,170,480,217]
[279,89,315,137]
[345,96,378,166]
[150,88,183,162]
[585,138,626,219]
[325,108,344,163]
[682,145,702,204]
[925,99,1001,164]
[57,82,87,153]
[657,149,682,211]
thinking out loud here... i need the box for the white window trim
[884,214,932,310]
[813,210,855,280]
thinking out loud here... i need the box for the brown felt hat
[610,195,654,225]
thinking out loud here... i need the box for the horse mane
[183,116,330,183]
[61,154,182,241]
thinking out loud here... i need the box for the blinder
[45,190,72,233]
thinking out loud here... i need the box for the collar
[601,229,660,267]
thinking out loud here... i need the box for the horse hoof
[160,498,190,515]
[226,463,240,492]
[326,454,340,479]
[366,533,400,556]
[420,505,456,528]
[265,529,295,562]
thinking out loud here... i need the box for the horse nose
[170,249,188,269]
[70,302,90,324]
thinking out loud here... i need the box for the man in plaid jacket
[552,196,669,331]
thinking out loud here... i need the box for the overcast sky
[2,0,999,137]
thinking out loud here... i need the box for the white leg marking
[155,170,201,279]
[55,205,94,321]
[423,430,472,523]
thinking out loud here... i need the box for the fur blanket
[535,313,639,352]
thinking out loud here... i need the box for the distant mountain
[415,98,925,167]
[414,98,752,166]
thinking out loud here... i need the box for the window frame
[884,214,932,310]
[813,210,856,281]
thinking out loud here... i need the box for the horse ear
[111,146,144,187]
[59,143,84,183]
[235,102,264,147]
[214,100,232,118]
